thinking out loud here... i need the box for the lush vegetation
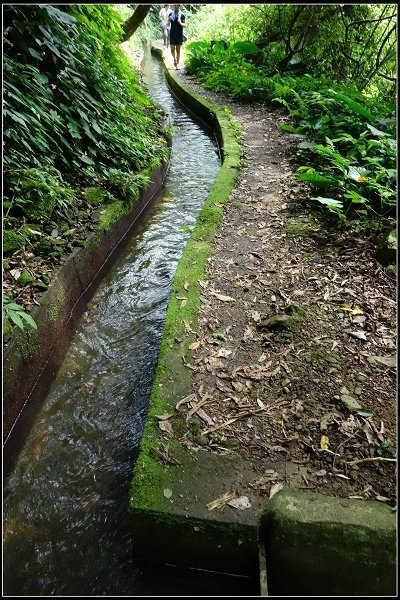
[3,4,169,333]
[3,4,396,335]
[184,4,396,232]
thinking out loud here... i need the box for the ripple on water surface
[3,48,220,596]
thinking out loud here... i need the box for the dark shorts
[169,32,183,45]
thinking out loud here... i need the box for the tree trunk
[121,5,152,42]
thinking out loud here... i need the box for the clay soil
[174,68,397,508]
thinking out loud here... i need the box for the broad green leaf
[297,141,316,150]
[331,91,374,121]
[231,41,261,55]
[4,303,23,311]
[366,124,390,138]
[356,409,373,417]
[297,172,340,187]
[347,167,369,182]
[8,311,25,330]
[19,312,38,329]
[311,196,343,208]
[28,48,42,59]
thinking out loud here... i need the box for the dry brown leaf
[269,483,284,499]
[175,393,197,411]
[155,413,173,421]
[206,491,237,511]
[232,380,245,392]
[158,420,173,435]
[217,348,232,358]
[189,341,201,351]
[209,291,236,302]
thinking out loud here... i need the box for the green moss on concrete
[99,200,129,232]
[16,325,40,361]
[261,488,397,596]
[46,284,66,322]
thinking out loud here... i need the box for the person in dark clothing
[168,4,186,69]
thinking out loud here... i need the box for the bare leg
[175,45,181,68]
[170,44,177,66]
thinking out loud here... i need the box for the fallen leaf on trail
[10,269,21,280]
[356,409,373,417]
[180,298,187,309]
[232,380,245,392]
[320,435,329,450]
[257,398,266,409]
[348,330,367,340]
[335,473,350,480]
[337,304,364,315]
[352,315,366,324]
[184,281,189,291]
[376,495,390,503]
[196,407,213,426]
[217,348,232,358]
[269,483,284,499]
[209,291,236,302]
[158,420,173,435]
[155,413,173,420]
[320,412,336,431]
[367,355,396,368]
[315,469,327,477]
[206,491,237,510]
[184,320,196,334]
[189,341,201,350]
[175,393,196,410]
[163,488,173,498]
[228,496,251,509]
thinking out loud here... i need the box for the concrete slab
[261,488,397,596]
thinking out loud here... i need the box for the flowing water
[3,46,259,597]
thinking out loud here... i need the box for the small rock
[340,394,362,412]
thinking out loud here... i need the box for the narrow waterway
[3,46,225,596]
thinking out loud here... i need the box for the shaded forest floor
[172,63,397,508]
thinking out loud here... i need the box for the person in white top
[159,4,171,47]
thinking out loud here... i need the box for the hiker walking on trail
[159,4,171,47]
[168,4,186,69]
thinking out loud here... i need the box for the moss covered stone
[17,270,34,286]
[84,186,105,206]
[3,230,25,254]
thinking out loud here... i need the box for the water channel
[3,48,259,596]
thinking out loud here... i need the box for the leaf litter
[164,71,397,507]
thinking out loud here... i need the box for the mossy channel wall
[129,46,397,596]
[3,156,170,478]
